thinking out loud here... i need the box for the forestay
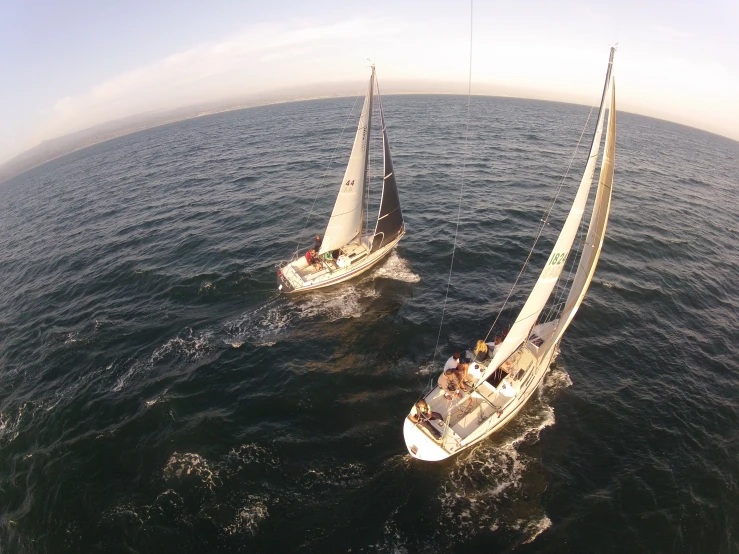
[319,70,375,254]
[481,48,616,382]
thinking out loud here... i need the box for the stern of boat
[276,267,294,293]
[403,417,453,461]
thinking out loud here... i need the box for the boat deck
[410,342,542,453]
[278,232,405,293]
[281,243,370,289]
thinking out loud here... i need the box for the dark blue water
[1,95,738,553]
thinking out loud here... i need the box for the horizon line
[2,91,736,185]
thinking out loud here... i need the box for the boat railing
[439,407,462,452]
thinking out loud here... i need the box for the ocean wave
[520,515,552,544]
[224,298,292,347]
[104,444,280,542]
[112,327,219,392]
[436,366,569,544]
[199,280,215,293]
[378,506,408,553]
[145,387,169,407]
[296,285,378,321]
[224,282,380,348]
[163,452,221,490]
[150,328,214,363]
[0,402,27,446]
[111,358,142,392]
[225,443,280,469]
[298,461,367,489]
[370,252,421,283]
[224,495,270,536]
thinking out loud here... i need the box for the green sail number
[550,252,567,266]
[541,252,568,279]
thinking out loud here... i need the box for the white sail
[549,75,616,345]
[481,50,615,382]
[319,70,374,254]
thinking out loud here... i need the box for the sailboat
[277,65,405,293]
[404,48,617,461]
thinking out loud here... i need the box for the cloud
[6,14,739,163]
[27,18,406,148]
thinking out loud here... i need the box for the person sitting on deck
[409,399,443,438]
[474,340,489,362]
[438,367,468,398]
[444,352,470,384]
[305,249,322,269]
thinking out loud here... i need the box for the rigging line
[430,0,474,374]
[483,103,596,343]
[365,130,370,239]
[293,91,363,260]
[365,87,372,241]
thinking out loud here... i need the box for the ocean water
[0,94,737,553]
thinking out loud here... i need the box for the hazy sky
[2,0,737,164]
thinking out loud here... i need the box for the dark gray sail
[371,103,404,252]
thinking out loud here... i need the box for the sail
[319,69,374,254]
[549,75,616,345]
[371,98,404,252]
[481,48,615,382]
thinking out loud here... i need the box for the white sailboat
[404,48,617,461]
[277,65,405,293]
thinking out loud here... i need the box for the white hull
[277,230,405,294]
[404,322,559,462]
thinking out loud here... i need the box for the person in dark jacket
[312,234,322,252]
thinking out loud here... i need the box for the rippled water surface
[1,95,738,553]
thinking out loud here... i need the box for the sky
[1,0,738,165]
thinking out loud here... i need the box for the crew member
[444,352,470,383]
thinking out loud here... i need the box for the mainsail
[371,97,404,252]
[481,48,616,382]
[319,69,375,254]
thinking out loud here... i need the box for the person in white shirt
[486,335,503,358]
[444,352,460,372]
[444,352,470,383]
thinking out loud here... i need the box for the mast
[358,65,375,248]
[480,48,615,383]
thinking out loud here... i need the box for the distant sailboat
[404,48,617,461]
[277,65,405,293]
